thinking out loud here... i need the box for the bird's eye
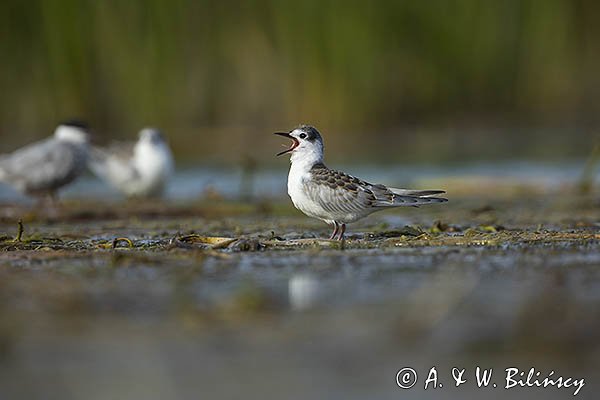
[299,133,307,139]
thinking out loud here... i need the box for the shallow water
[1,237,598,399]
[0,160,593,202]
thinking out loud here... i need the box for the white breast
[129,140,174,197]
[287,163,333,223]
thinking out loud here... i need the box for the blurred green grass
[0,0,598,162]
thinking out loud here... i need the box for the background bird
[275,125,447,240]
[0,120,90,201]
[88,128,174,198]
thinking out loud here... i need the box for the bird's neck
[290,148,324,173]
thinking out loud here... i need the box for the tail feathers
[389,188,446,197]
[390,195,447,207]
[375,187,447,207]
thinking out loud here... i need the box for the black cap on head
[140,127,166,143]
[59,119,90,130]
[297,124,322,141]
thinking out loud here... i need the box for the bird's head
[274,125,324,165]
[139,128,166,146]
[54,120,90,144]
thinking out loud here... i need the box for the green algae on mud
[1,224,597,255]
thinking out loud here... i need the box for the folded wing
[308,166,447,214]
[0,138,83,192]
[88,145,139,188]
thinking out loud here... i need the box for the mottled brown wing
[308,167,383,214]
[310,166,444,209]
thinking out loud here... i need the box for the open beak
[274,132,299,156]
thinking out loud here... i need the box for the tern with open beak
[275,125,447,240]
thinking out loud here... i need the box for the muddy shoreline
[0,192,599,399]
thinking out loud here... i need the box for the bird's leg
[329,221,339,240]
[43,191,60,209]
[40,191,60,217]
[48,191,58,206]
[336,223,346,241]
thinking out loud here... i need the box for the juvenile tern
[275,125,447,240]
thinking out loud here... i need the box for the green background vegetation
[0,0,598,163]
